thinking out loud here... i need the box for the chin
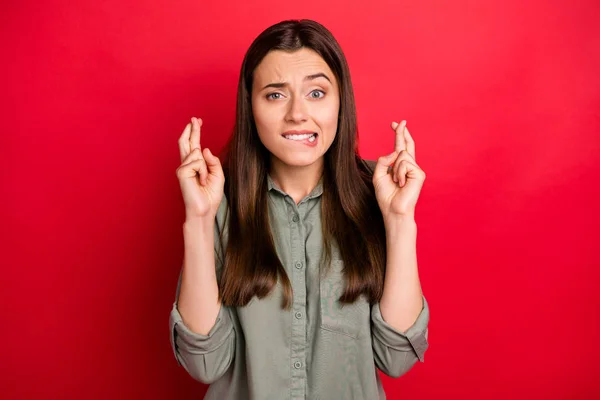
[274,152,323,168]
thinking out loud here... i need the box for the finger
[404,125,416,161]
[178,122,193,163]
[393,154,403,183]
[393,151,418,182]
[177,158,208,181]
[398,160,408,187]
[180,147,207,186]
[180,146,203,165]
[181,148,202,165]
[373,151,399,181]
[392,120,407,153]
[196,149,208,187]
[399,159,420,186]
[190,117,202,152]
[176,148,203,177]
[393,152,407,182]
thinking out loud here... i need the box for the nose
[285,96,308,123]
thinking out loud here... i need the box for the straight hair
[219,19,387,309]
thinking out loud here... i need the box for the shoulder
[358,158,378,175]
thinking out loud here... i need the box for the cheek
[252,102,275,138]
[315,101,340,136]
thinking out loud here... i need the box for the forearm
[380,215,424,333]
[177,217,222,335]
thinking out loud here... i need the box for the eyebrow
[261,73,332,90]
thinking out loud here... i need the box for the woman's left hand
[373,120,426,220]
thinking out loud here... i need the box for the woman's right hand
[176,117,225,220]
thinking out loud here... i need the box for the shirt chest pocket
[319,260,371,339]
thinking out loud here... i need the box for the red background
[2,0,599,399]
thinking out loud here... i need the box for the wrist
[384,215,417,235]
[384,213,416,225]
[183,216,215,233]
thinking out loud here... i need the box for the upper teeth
[284,133,316,141]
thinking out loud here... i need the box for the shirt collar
[267,174,324,200]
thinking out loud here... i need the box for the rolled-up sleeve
[170,302,235,384]
[371,295,430,378]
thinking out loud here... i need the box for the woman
[170,19,430,400]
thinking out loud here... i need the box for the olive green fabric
[169,160,430,400]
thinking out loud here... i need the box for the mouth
[282,132,318,143]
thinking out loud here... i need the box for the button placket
[288,200,306,398]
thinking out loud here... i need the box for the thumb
[203,148,224,178]
[373,151,398,181]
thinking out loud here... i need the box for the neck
[269,157,324,204]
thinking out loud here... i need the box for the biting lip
[282,130,318,137]
[281,130,319,145]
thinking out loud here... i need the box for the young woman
[170,19,430,400]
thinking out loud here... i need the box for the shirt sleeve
[169,195,236,384]
[169,299,235,384]
[371,295,430,378]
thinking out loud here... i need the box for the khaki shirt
[169,160,430,400]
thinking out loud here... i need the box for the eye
[266,92,283,100]
[309,90,325,99]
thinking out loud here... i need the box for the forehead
[253,48,336,85]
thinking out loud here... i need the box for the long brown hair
[219,19,387,309]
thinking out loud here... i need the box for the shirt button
[295,261,303,269]
[295,311,302,319]
[292,214,299,222]
[294,361,302,369]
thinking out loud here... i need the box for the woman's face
[251,48,340,169]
